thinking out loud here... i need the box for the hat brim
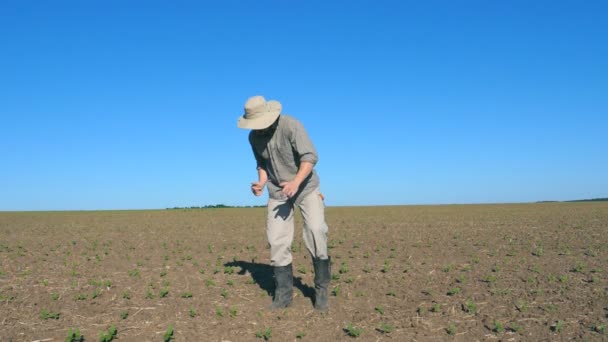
[237,100,281,130]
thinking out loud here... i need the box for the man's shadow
[224,260,315,303]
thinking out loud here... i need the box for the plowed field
[1,203,607,341]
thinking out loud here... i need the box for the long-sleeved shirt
[248,115,320,203]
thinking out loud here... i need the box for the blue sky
[1,0,606,210]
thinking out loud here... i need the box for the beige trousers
[266,188,329,267]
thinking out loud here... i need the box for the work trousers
[266,188,329,267]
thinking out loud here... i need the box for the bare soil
[1,202,607,341]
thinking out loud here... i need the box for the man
[237,95,330,311]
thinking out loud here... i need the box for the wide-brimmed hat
[237,95,282,130]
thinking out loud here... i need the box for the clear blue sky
[1,1,606,210]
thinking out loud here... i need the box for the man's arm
[251,167,268,196]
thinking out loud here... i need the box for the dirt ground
[1,202,607,341]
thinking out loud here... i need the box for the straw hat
[237,96,282,130]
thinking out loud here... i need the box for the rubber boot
[313,257,331,311]
[270,264,293,309]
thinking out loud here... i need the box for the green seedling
[189,306,196,318]
[65,328,83,342]
[120,311,128,319]
[447,323,456,335]
[378,322,394,334]
[593,324,606,334]
[221,288,229,298]
[99,325,117,342]
[229,306,238,318]
[482,274,496,283]
[344,323,362,337]
[224,266,236,274]
[584,249,597,257]
[417,306,425,315]
[122,291,131,299]
[515,300,528,312]
[41,308,60,320]
[447,287,461,296]
[491,288,511,295]
[339,262,349,274]
[51,293,60,300]
[296,265,307,274]
[545,303,558,312]
[91,289,101,299]
[430,303,441,313]
[332,285,341,296]
[164,325,174,342]
[571,262,585,273]
[386,290,396,297]
[375,305,384,315]
[296,332,306,339]
[493,320,504,333]
[551,320,564,333]
[146,288,155,299]
[381,261,390,273]
[255,327,272,340]
[442,264,454,273]
[509,323,523,333]
[216,306,224,317]
[159,287,169,298]
[180,292,193,298]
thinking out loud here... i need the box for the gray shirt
[249,115,320,203]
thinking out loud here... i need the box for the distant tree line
[566,198,608,202]
[537,198,608,203]
[166,204,265,210]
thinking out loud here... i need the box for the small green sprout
[255,327,272,340]
[344,323,362,337]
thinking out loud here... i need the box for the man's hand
[279,180,301,198]
[251,182,265,196]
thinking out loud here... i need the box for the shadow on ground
[224,260,314,303]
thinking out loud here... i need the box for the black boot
[313,257,330,311]
[270,264,293,309]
